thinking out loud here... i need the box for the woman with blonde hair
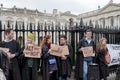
[40,35,58,80]
[21,32,39,80]
[96,38,110,80]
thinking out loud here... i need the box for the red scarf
[46,43,51,49]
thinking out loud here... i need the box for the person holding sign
[0,28,21,80]
[96,38,110,80]
[75,29,95,80]
[21,32,40,80]
[40,35,58,80]
[57,35,73,80]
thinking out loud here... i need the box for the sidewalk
[38,72,116,80]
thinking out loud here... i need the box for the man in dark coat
[57,35,73,80]
[1,28,21,80]
[75,29,95,80]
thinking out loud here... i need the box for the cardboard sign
[81,46,93,57]
[0,47,9,53]
[50,44,70,57]
[24,44,41,58]
[60,46,69,55]
[50,44,62,57]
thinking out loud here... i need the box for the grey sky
[1,0,120,14]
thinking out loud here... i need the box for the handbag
[105,52,111,64]
[48,58,56,65]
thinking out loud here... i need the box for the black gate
[0,20,120,66]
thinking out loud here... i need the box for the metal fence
[0,20,120,66]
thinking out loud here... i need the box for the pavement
[38,72,116,80]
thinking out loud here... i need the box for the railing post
[0,21,2,41]
[37,24,40,45]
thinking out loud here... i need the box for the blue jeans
[83,60,92,80]
[59,76,70,80]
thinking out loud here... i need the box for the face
[85,32,92,39]
[60,38,66,45]
[47,37,52,44]
[27,38,33,44]
[102,39,107,45]
[6,30,14,40]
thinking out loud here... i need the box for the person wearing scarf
[40,35,58,80]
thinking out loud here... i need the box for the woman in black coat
[96,38,109,80]
[41,35,58,80]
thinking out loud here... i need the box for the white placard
[107,44,120,66]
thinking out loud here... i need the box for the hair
[5,28,14,35]
[60,35,67,40]
[40,35,51,48]
[85,29,92,34]
[96,38,107,53]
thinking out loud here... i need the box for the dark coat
[20,47,39,80]
[56,45,73,77]
[22,58,39,80]
[0,50,9,78]
[41,44,58,80]
[97,49,109,79]
[75,37,95,79]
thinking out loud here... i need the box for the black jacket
[97,49,109,79]
[20,47,39,80]
[56,45,73,77]
[41,44,58,80]
[0,50,9,78]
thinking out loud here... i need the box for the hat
[28,32,34,40]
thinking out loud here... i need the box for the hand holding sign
[50,44,70,57]
[24,44,41,58]
[81,46,94,57]
[50,44,62,57]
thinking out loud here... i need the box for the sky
[0,0,120,14]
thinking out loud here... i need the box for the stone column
[105,17,109,27]
[114,16,118,27]
[118,16,120,27]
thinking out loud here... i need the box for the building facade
[0,4,78,42]
[0,0,120,44]
[0,5,78,28]
[78,0,120,28]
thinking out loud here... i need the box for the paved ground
[38,72,116,80]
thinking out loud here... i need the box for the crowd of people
[0,28,111,80]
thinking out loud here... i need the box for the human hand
[61,55,67,60]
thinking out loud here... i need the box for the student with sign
[96,38,110,80]
[57,35,73,80]
[75,29,95,80]
[40,35,58,80]
[0,28,21,80]
[22,32,40,80]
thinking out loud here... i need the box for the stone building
[78,0,120,28]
